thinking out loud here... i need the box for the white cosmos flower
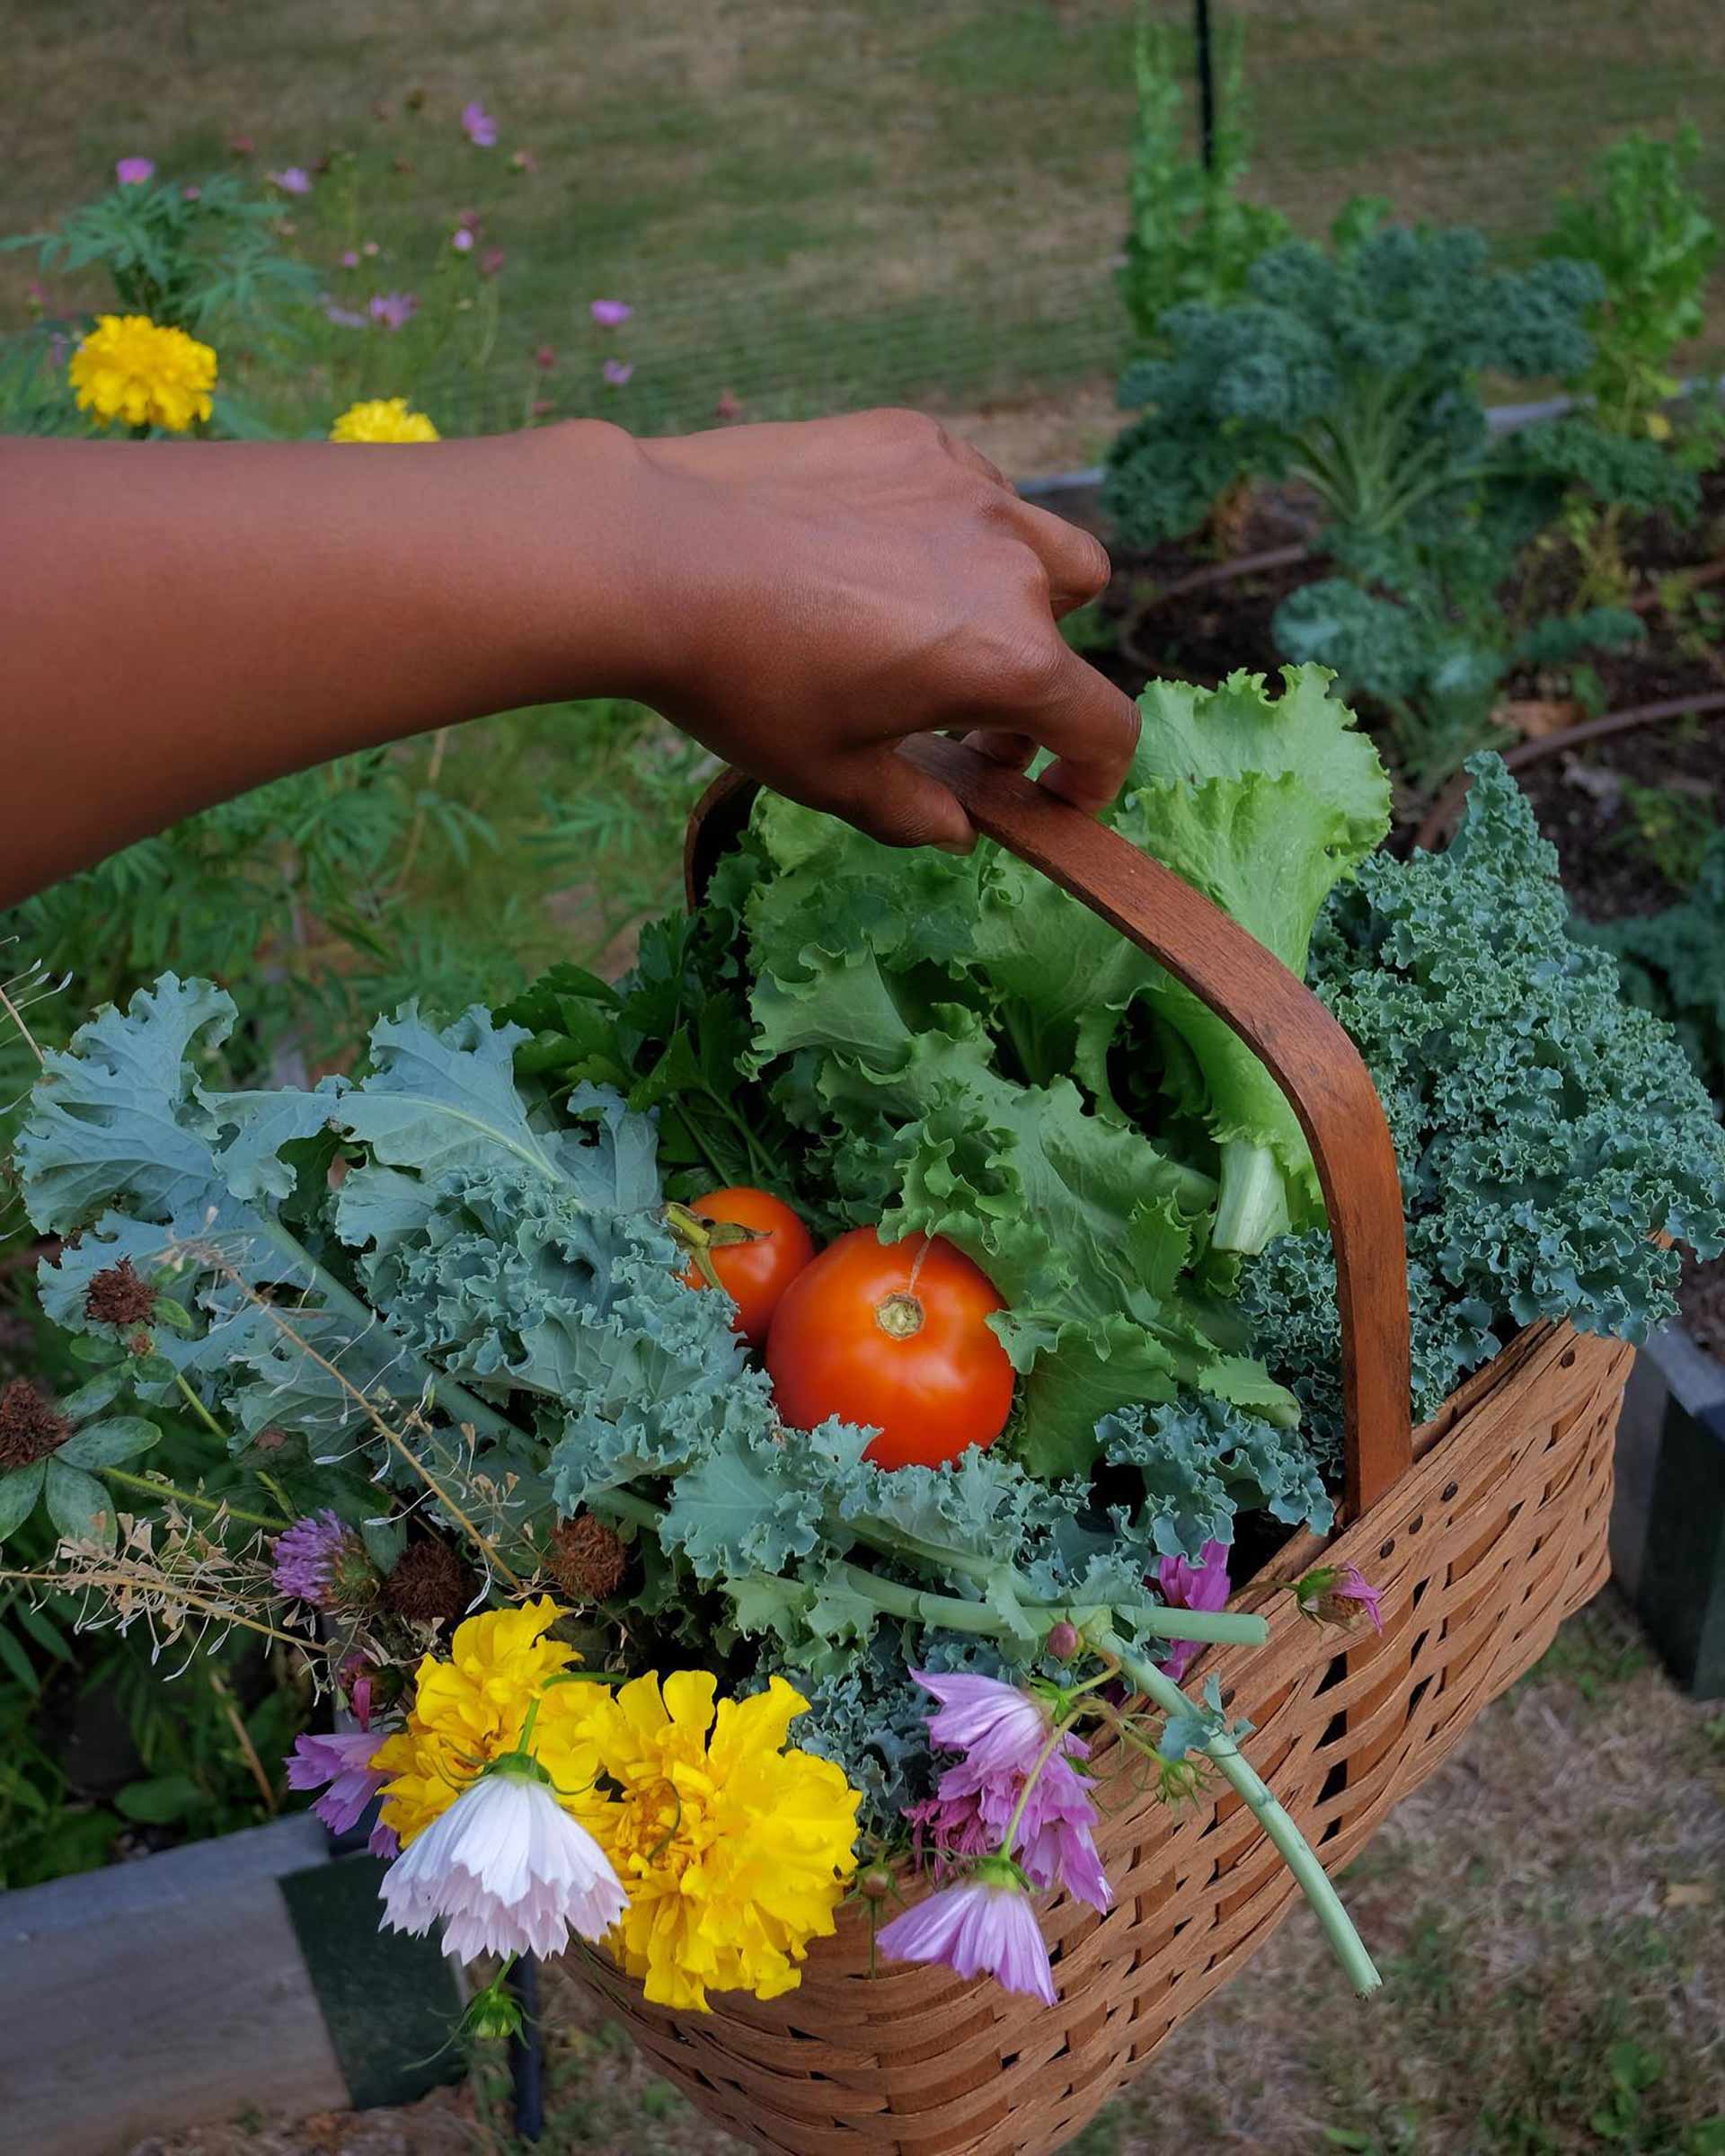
[380,1765,627,1961]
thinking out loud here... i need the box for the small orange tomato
[673,1188,816,1349]
[765,1226,1014,1470]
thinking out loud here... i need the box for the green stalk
[1094,1623,1382,1998]
[1210,1138,1290,1256]
[99,1465,289,1533]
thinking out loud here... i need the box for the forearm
[0,424,644,906]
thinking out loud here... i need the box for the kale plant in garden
[1580,826,1725,1109]
[4,666,1721,2017]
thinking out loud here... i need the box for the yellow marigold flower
[371,1597,606,1847]
[329,396,440,443]
[581,1671,860,2011]
[68,314,217,433]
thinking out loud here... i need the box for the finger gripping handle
[685,735,1412,1515]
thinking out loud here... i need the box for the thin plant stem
[173,1371,234,1446]
[1094,1622,1381,1997]
[0,976,46,1065]
[208,1663,279,1814]
[100,1465,288,1533]
[0,1568,313,1653]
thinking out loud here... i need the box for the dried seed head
[0,1377,71,1471]
[383,1535,474,1626]
[84,1259,159,1330]
[546,1514,630,1602]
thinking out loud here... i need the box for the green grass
[5,0,1724,462]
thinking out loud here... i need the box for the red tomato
[765,1227,1014,1470]
[676,1188,816,1349]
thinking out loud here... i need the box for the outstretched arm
[0,411,1136,908]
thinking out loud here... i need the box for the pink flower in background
[115,157,155,186]
[877,1863,1057,2004]
[461,101,498,148]
[181,184,202,201]
[479,246,507,278]
[510,148,538,173]
[286,1728,390,1836]
[1154,1539,1232,1683]
[534,343,556,371]
[715,387,743,421]
[361,239,380,257]
[456,207,482,232]
[589,298,632,327]
[367,291,419,331]
[269,166,313,196]
[324,302,368,329]
[341,249,360,268]
[531,398,554,416]
[601,358,633,386]
[227,133,255,156]
[452,227,474,253]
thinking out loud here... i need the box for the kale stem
[1093,1622,1382,1998]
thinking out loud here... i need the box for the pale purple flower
[461,102,498,149]
[589,298,632,327]
[367,291,419,331]
[452,227,474,253]
[181,184,202,202]
[877,1864,1057,2005]
[269,166,313,196]
[1155,1539,1232,1683]
[915,1670,1047,1779]
[369,1817,401,1859]
[381,1767,626,1962]
[115,157,155,186]
[272,1509,350,1606]
[286,1728,389,1835]
[602,358,633,386]
[341,248,360,268]
[324,303,368,330]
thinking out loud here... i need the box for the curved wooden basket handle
[686,735,1412,1516]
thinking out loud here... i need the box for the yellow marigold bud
[329,396,440,443]
[68,314,217,433]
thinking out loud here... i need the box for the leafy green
[1242,758,1725,1452]
[1116,667,1391,1250]
[1581,829,1725,1107]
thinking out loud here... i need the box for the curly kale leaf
[1100,1394,1333,1556]
[1106,224,1604,550]
[1242,758,1725,1440]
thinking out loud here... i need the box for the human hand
[624,409,1138,850]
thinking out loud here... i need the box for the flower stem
[173,1372,234,1446]
[100,1465,289,1533]
[1093,1624,1381,1998]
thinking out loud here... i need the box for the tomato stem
[874,1290,925,1341]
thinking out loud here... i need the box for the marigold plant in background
[329,394,440,442]
[66,313,217,432]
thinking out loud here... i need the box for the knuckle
[1074,530,1113,594]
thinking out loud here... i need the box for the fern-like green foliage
[1543,125,1722,435]
[1242,758,1725,1459]
[1116,11,1290,350]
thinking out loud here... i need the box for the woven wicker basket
[567,740,1632,2156]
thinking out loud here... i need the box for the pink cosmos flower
[367,291,419,331]
[461,102,498,148]
[1155,1539,1232,1683]
[269,166,313,196]
[115,157,155,186]
[286,1727,390,1836]
[1295,1562,1385,1635]
[877,1862,1057,2004]
[362,239,380,257]
[480,246,506,278]
[452,227,474,253]
[589,298,632,327]
[534,343,556,371]
[602,358,633,386]
[909,1671,1110,1913]
[381,1766,626,1961]
[181,184,202,202]
[341,249,360,268]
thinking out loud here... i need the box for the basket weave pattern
[570,1319,1630,2156]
